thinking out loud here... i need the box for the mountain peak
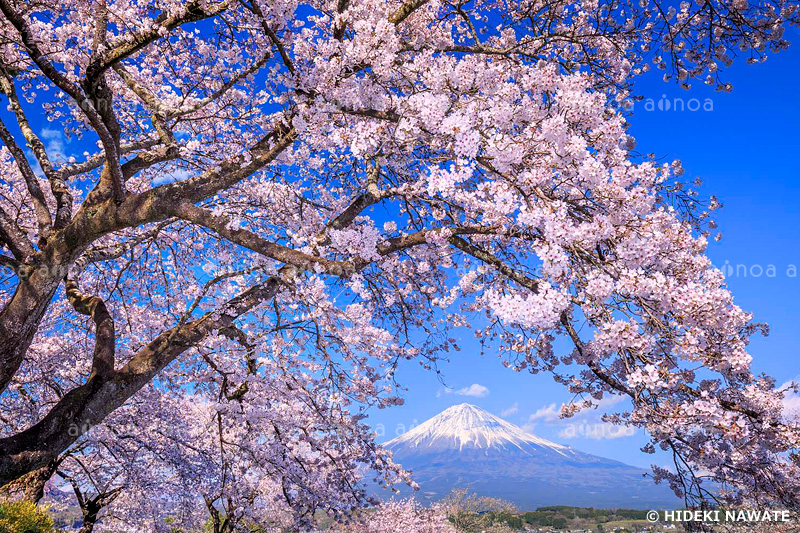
[442,402,483,412]
[386,403,573,456]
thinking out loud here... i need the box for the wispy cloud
[527,403,560,423]
[500,402,519,417]
[524,395,634,440]
[40,128,67,162]
[779,378,800,421]
[437,383,490,398]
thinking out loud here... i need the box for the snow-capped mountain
[387,403,575,456]
[381,403,679,509]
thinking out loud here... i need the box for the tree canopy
[0,0,798,529]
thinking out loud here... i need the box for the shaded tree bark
[0,458,61,503]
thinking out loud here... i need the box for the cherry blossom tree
[438,489,518,532]
[331,498,456,533]
[0,0,799,528]
[47,384,403,531]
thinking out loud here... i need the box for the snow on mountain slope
[386,403,574,456]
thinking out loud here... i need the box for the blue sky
[369,32,800,470]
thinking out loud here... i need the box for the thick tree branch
[0,253,19,270]
[389,0,430,24]
[171,202,356,276]
[65,279,115,378]
[81,123,296,236]
[0,457,62,503]
[0,273,62,395]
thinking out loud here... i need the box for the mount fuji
[381,403,679,509]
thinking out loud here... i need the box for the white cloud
[501,402,519,417]
[528,403,560,423]
[439,383,490,398]
[40,128,66,162]
[779,378,800,421]
[454,383,490,397]
[525,395,635,441]
[594,394,627,409]
[522,403,559,433]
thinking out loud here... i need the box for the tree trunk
[0,459,58,503]
[79,511,98,533]
[0,276,61,394]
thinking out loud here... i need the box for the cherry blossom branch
[166,54,272,119]
[244,1,297,77]
[0,71,72,228]
[59,468,122,533]
[121,123,296,212]
[0,0,126,203]
[110,65,177,146]
[0,123,294,397]
[60,137,161,179]
[334,0,351,40]
[0,117,52,240]
[448,236,540,293]
[84,1,231,89]
[327,164,387,232]
[0,71,56,179]
[76,221,176,271]
[0,221,506,486]
[0,273,284,486]
[120,145,182,181]
[50,122,296,256]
